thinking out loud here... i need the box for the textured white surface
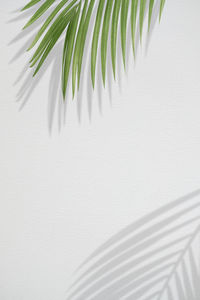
[0,0,200,299]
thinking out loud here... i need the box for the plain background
[0,0,200,299]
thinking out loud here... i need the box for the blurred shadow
[47,42,63,134]
[65,189,200,300]
[9,4,65,134]
[8,5,42,23]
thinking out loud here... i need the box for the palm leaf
[101,0,114,86]
[72,0,89,97]
[160,0,166,20]
[91,0,106,87]
[131,0,139,56]
[62,4,81,98]
[21,0,167,100]
[148,0,155,31]
[31,5,78,76]
[120,0,129,67]
[65,190,200,300]
[28,0,75,50]
[33,10,76,76]
[23,0,56,29]
[139,0,147,40]
[29,3,77,65]
[77,0,96,89]
[21,0,42,11]
[111,0,122,78]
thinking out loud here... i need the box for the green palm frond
[21,0,166,100]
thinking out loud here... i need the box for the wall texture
[0,1,200,299]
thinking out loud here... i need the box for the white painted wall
[0,1,200,299]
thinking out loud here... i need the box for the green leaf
[139,0,147,41]
[131,0,138,56]
[62,5,81,99]
[32,7,77,75]
[21,0,41,11]
[121,0,129,68]
[148,0,154,31]
[72,0,89,97]
[111,0,122,78]
[23,0,56,29]
[101,0,114,86]
[159,0,166,21]
[91,0,106,88]
[28,0,76,50]
[20,0,167,101]
[77,0,96,89]
[30,3,75,66]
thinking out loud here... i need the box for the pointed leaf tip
[148,0,155,31]
[159,0,166,21]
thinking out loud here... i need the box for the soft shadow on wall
[66,189,200,300]
[9,0,162,134]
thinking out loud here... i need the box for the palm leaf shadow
[66,189,200,299]
[9,4,66,132]
[11,0,166,129]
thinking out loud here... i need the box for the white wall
[0,1,200,299]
